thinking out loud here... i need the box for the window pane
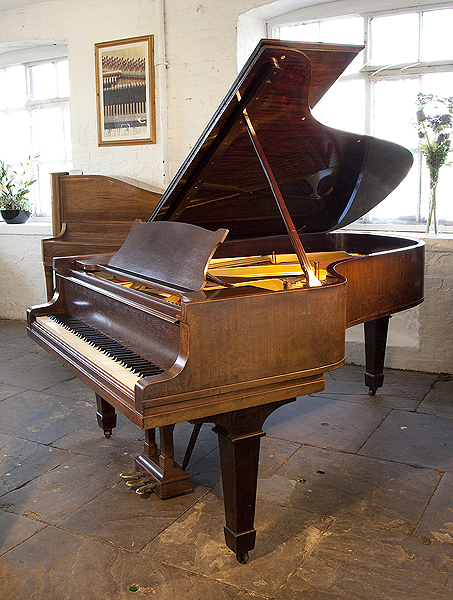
[57,60,70,98]
[32,106,65,160]
[30,62,58,100]
[0,70,5,109]
[2,65,26,108]
[321,17,364,74]
[313,79,365,134]
[372,78,419,149]
[422,9,453,62]
[320,16,364,45]
[370,164,419,220]
[370,13,419,65]
[421,72,453,99]
[33,161,72,217]
[280,23,319,42]
[0,111,31,162]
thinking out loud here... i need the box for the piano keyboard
[36,315,163,391]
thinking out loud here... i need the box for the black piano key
[49,314,164,378]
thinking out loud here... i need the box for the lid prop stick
[242,106,322,287]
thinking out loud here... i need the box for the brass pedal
[120,472,156,496]
[126,478,149,487]
[136,483,157,495]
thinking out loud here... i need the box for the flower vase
[426,183,438,235]
[1,209,31,224]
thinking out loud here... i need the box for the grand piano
[28,40,424,563]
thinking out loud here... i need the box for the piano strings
[88,250,355,295]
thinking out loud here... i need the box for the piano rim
[27,314,346,429]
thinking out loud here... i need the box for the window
[0,58,72,217]
[273,5,453,229]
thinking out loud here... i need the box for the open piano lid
[148,39,413,238]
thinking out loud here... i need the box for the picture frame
[95,35,156,146]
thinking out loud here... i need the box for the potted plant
[415,94,453,234]
[0,155,38,223]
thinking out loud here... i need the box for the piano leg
[95,393,117,438]
[134,426,192,499]
[209,397,297,563]
[364,315,390,396]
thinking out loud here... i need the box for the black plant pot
[1,209,31,224]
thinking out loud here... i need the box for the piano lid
[149,39,413,239]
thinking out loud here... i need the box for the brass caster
[236,552,249,564]
[104,429,112,438]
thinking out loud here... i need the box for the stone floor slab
[0,510,46,556]
[263,396,390,452]
[148,491,334,597]
[359,410,453,470]
[0,389,94,444]
[0,525,264,600]
[276,522,453,600]
[44,376,96,403]
[324,366,437,403]
[0,382,28,402]
[52,412,144,460]
[0,436,70,496]
[257,445,440,528]
[0,454,124,524]
[0,321,34,353]
[417,379,453,420]
[417,471,453,543]
[314,391,421,411]
[0,349,74,391]
[58,478,212,552]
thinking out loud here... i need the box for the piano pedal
[119,472,157,496]
[126,477,150,487]
[135,482,157,495]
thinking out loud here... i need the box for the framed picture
[95,35,156,146]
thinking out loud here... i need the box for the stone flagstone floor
[0,318,453,599]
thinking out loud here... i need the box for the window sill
[0,220,52,235]
[343,223,453,239]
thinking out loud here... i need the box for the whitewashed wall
[0,221,50,319]
[1,0,452,375]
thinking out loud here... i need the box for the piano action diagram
[28,40,424,563]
